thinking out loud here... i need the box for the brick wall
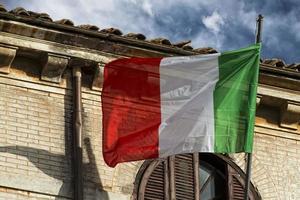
[0,68,142,200]
[253,133,300,199]
[0,74,73,199]
[233,124,300,199]
[81,89,142,199]
[1,65,300,200]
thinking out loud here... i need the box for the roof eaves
[260,63,300,79]
[1,4,299,76]
[0,11,197,55]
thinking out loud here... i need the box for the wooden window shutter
[143,161,166,200]
[136,154,261,200]
[172,153,198,200]
[227,165,259,200]
[140,153,198,200]
[227,165,244,200]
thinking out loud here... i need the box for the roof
[0,4,299,74]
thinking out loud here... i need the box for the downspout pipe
[72,66,83,200]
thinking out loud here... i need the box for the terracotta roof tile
[193,47,218,54]
[149,38,172,46]
[37,13,52,22]
[0,4,7,12]
[27,11,40,17]
[173,40,191,48]
[10,7,30,16]
[54,19,74,26]
[77,24,99,31]
[0,4,210,52]
[27,11,52,21]
[261,58,300,74]
[1,4,298,73]
[124,33,146,40]
[182,45,193,51]
[286,63,300,71]
[100,28,123,35]
[263,59,286,68]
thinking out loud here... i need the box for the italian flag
[102,44,261,167]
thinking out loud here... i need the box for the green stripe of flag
[214,44,261,153]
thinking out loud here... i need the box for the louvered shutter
[144,161,165,200]
[173,154,196,200]
[136,154,261,200]
[227,165,259,200]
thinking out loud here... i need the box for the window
[133,153,261,200]
[199,160,226,199]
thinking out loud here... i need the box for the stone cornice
[0,21,299,94]
[257,84,300,132]
[0,18,195,57]
[255,125,300,141]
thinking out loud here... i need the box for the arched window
[133,153,261,200]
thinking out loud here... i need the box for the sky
[1,0,299,63]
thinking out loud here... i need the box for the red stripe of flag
[102,57,162,167]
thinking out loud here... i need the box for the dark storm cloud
[1,0,299,63]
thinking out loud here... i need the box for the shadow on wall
[83,138,109,200]
[0,138,109,200]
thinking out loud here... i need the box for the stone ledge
[255,125,300,141]
[0,172,72,198]
[257,84,300,103]
[0,32,115,63]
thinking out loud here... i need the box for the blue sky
[1,0,299,63]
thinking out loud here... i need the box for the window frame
[133,153,261,200]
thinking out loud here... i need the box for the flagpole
[244,14,263,200]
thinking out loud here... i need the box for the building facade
[0,5,300,200]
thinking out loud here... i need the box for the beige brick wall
[81,90,142,199]
[1,69,300,200]
[255,133,300,200]
[233,128,300,200]
[0,187,69,200]
[0,70,141,200]
[0,75,73,199]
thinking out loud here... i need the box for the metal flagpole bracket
[244,14,263,200]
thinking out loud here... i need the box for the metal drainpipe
[72,66,83,200]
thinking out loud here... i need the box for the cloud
[1,0,299,63]
[202,11,224,34]
[141,0,154,17]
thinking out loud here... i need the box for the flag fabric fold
[102,44,261,167]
